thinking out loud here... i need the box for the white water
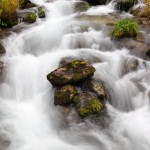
[1,0,150,150]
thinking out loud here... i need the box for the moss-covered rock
[19,0,36,9]
[54,85,78,105]
[74,1,90,12]
[38,7,46,18]
[82,79,107,100]
[114,0,138,12]
[0,0,19,27]
[74,92,105,117]
[23,12,36,23]
[47,60,96,86]
[112,19,139,38]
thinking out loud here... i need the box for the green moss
[78,99,104,117]
[0,0,19,27]
[70,60,87,68]
[54,85,78,105]
[24,13,36,23]
[112,19,139,38]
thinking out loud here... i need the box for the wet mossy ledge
[47,60,108,118]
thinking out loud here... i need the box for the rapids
[0,0,150,150]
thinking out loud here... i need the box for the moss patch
[112,19,139,38]
[24,13,37,23]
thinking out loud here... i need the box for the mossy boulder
[23,12,36,23]
[38,7,46,18]
[74,92,105,117]
[47,60,96,86]
[19,0,36,9]
[54,85,78,105]
[114,0,138,12]
[112,19,139,38]
[74,1,90,12]
[0,0,19,27]
[82,79,107,100]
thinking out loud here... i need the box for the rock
[135,32,145,43]
[114,0,138,12]
[78,14,120,25]
[125,58,139,73]
[74,1,90,12]
[0,61,3,75]
[38,7,46,18]
[0,0,19,27]
[47,60,96,86]
[54,85,78,105]
[82,79,107,100]
[113,38,150,59]
[23,12,36,23]
[19,0,36,9]
[0,43,6,54]
[74,92,105,117]
[146,48,150,58]
[83,0,110,6]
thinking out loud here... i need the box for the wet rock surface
[74,92,105,117]
[74,1,90,12]
[47,60,108,118]
[47,60,96,86]
[54,85,78,105]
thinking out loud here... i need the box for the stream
[1,0,150,150]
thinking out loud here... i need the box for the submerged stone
[47,60,96,86]
[74,92,105,117]
[54,85,78,105]
[74,1,90,12]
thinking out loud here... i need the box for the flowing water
[1,0,150,150]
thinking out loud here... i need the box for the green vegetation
[0,0,19,27]
[78,99,104,117]
[112,19,139,38]
[24,13,37,23]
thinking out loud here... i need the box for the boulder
[74,1,90,12]
[0,0,19,27]
[114,0,138,12]
[54,85,78,105]
[47,60,96,86]
[82,79,107,100]
[38,7,46,18]
[74,92,105,117]
[19,0,36,9]
[0,43,6,54]
[23,12,36,23]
